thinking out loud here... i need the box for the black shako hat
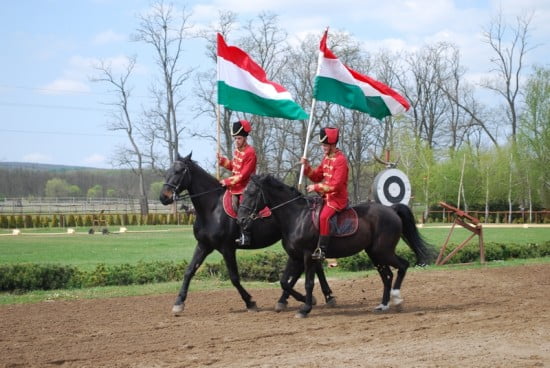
[231,120,252,137]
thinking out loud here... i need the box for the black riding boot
[236,230,251,246]
[312,235,330,261]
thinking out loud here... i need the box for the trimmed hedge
[337,241,550,271]
[0,213,195,229]
[0,252,288,292]
[1,242,549,292]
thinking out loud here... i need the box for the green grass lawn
[1,225,548,270]
[418,225,550,246]
[0,226,203,270]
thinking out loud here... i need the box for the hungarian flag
[217,33,308,120]
[314,30,410,120]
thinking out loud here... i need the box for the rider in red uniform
[300,127,349,261]
[217,120,257,246]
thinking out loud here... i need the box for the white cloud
[40,79,90,95]
[22,153,53,163]
[92,30,127,45]
[84,154,106,166]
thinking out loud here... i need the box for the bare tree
[237,12,291,175]
[91,57,149,215]
[433,44,499,148]
[481,10,535,142]
[193,11,238,168]
[133,1,194,165]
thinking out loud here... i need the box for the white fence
[0,197,175,215]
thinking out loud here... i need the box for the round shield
[372,168,411,206]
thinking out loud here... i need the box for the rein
[240,186,305,222]
[164,182,223,202]
[269,195,304,211]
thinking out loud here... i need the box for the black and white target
[372,168,411,206]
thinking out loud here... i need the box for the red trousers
[319,205,337,236]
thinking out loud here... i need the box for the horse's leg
[388,255,410,308]
[296,255,317,318]
[221,248,257,311]
[277,258,326,312]
[276,258,305,312]
[315,261,336,307]
[173,243,213,315]
[373,263,394,312]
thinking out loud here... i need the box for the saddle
[222,190,272,219]
[309,196,358,237]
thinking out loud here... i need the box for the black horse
[237,174,437,318]
[159,153,335,315]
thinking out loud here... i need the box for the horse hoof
[275,302,288,312]
[247,301,259,312]
[374,303,389,312]
[390,289,403,306]
[172,303,184,315]
[294,311,308,318]
[325,296,337,308]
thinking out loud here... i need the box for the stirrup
[311,247,325,261]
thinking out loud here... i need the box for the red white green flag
[313,30,410,120]
[217,33,308,120]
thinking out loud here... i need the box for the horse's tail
[391,203,437,266]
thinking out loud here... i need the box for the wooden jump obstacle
[436,201,485,265]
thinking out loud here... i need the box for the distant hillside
[0,162,103,172]
[0,163,162,198]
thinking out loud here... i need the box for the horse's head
[237,174,269,231]
[159,153,193,205]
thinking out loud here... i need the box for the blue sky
[1,0,548,169]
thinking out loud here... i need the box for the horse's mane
[179,154,220,187]
[257,174,303,198]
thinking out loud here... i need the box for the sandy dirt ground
[1,263,549,368]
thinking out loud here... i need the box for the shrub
[122,214,129,226]
[237,252,287,282]
[338,252,373,271]
[0,264,78,291]
[0,215,8,228]
[67,214,76,227]
[84,215,92,227]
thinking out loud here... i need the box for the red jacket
[303,149,349,211]
[218,145,257,195]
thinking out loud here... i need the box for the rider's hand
[306,184,315,193]
[300,157,309,165]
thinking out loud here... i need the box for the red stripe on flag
[217,33,287,93]
[319,30,410,110]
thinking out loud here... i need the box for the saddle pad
[310,198,358,237]
[222,190,271,219]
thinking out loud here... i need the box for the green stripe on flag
[314,76,391,120]
[218,82,308,120]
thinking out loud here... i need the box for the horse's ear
[182,152,192,161]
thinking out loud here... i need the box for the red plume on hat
[319,127,339,144]
[232,120,252,137]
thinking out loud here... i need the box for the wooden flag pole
[298,98,317,186]
[298,28,327,187]
[216,104,221,180]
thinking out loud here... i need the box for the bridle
[164,164,222,203]
[239,181,305,224]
